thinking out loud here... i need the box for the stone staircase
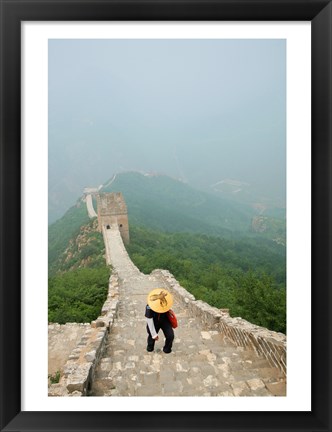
[89,228,286,397]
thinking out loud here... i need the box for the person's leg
[161,321,174,353]
[146,334,155,352]
[146,325,158,352]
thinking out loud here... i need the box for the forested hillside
[48,199,90,275]
[49,218,106,277]
[126,226,286,333]
[48,210,109,324]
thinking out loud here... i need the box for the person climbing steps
[145,288,175,354]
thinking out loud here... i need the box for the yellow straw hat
[147,288,173,313]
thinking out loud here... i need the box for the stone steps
[89,294,286,397]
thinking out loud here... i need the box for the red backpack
[167,309,178,328]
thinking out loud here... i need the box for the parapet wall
[152,269,286,376]
[48,272,120,396]
[48,323,90,378]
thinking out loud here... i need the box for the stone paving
[89,227,286,397]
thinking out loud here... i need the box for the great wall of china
[48,192,286,397]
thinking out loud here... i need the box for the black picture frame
[0,1,331,431]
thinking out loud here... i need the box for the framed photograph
[1,0,331,431]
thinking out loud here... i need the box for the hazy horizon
[49,38,286,223]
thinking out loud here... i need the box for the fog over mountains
[49,39,286,224]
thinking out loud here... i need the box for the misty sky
[49,39,286,221]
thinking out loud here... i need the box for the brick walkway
[89,228,286,397]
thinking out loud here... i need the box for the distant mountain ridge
[209,177,285,217]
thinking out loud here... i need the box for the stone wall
[48,272,120,396]
[85,193,98,218]
[152,269,286,376]
[48,323,90,377]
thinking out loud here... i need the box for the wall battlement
[152,269,286,376]
[96,192,129,244]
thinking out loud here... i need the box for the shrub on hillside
[48,267,109,324]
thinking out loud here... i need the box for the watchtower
[96,192,129,245]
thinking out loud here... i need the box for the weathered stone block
[85,350,96,362]
[265,381,286,396]
[66,363,92,394]
[67,381,85,394]
[48,383,68,397]
[68,391,83,397]
[68,354,80,360]
[63,362,78,377]
[246,378,266,391]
